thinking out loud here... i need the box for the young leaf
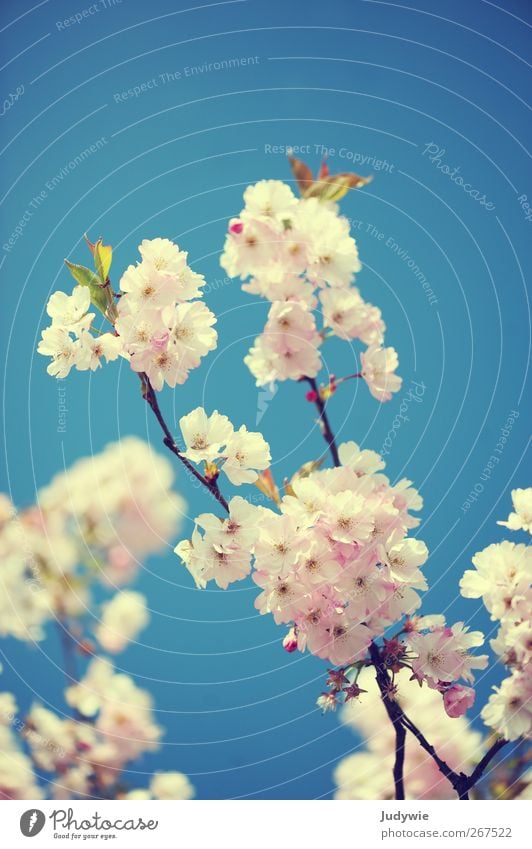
[288,153,372,201]
[64,259,108,315]
[290,458,324,483]
[84,234,113,283]
[305,172,373,202]
[255,468,281,506]
[288,152,315,195]
[95,241,112,284]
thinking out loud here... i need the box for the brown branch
[369,642,406,799]
[138,373,229,514]
[369,642,509,800]
[56,619,78,684]
[302,376,340,467]
[297,367,512,800]
[393,720,407,800]
[463,737,510,790]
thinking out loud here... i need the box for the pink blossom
[283,627,298,653]
[443,684,476,718]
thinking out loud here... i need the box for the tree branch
[297,371,512,800]
[138,373,229,514]
[393,721,407,800]
[463,737,510,790]
[369,642,406,799]
[302,376,340,467]
[56,618,78,684]
[368,641,509,799]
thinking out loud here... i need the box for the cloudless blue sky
[0,0,530,799]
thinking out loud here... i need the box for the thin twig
[56,619,78,684]
[299,374,511,799]
[464,738,510,790]
[138,372,229,513]
[302,376,340,467]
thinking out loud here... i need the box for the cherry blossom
[30,180,529,803]
[406,623,488,687]
[443,684,476,718]
[3,657,196,800]
[0,439,184,643]
[46,286,93,330]
[360,344,402,402]
[179,408,234,463]
[95,591,149,654]
[334,668,484,800]
[0,696,43,800]
[497,487,532,534]
[220,179,401,400]
[461,492,532,743]
[179,407,270,485]
[38,237,218,391]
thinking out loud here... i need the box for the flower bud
[283,627,298,653]
[443,684,475,718]
[316,692,337,713]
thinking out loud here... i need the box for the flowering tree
[0,441,194,800]
[33,157,530,800]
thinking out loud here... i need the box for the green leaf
[64,259,108,315]
[84,234,113,284]
[94,241,112,284]
[306,173,373,202]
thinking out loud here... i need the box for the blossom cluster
[179,407,271,486]
[0,662,194,800]
[0,693,43,800]
[176,439,487,714]
[460,488,532,741]
[0,438,183,643]
[38,238,217,390]
[220,180,401,401]
[37,285,122,378]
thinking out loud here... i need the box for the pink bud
[443,684,475,718]
[283,628,298,653]
[305,389,318,403]
[229,220,244,235]
[151,331,170,351]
